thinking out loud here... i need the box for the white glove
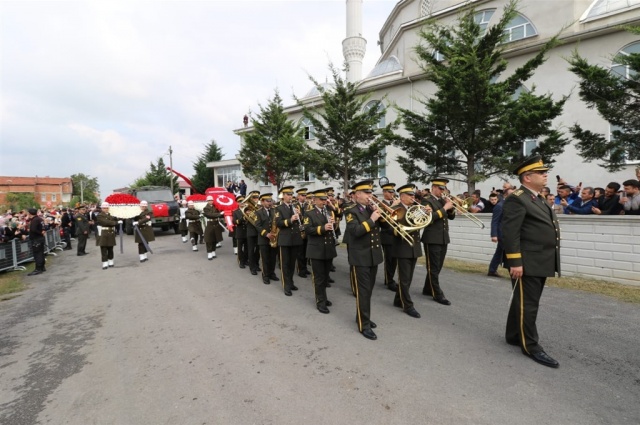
[117,220,123,224]
[133,221,139,226]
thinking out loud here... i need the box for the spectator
[485,193,499,214]
[545,194,556,208]
[592,182,623,215]
[620,179,640,215]
[554,184,580,214]
[540,186,551,198]
[238,180,247,197]
[26,208,46,276]
[636,166,640,181]
[564,187,597,214]
[594,187,605,199]
[487,187,512,277]
[469,192,485,213]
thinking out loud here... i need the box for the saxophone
[269,208,279,248]
[292,201,306,240]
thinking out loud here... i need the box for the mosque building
[212,0,640,195]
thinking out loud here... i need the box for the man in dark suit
[75,205,90,256]
[345,180,383,340]
[255,193,278,285]
[420,178,455,305]
[502,155,561,368]
[60,207,73,250]
[303,189,337,314]
[391,184,424,319]
[379,182,398,291]
[487,189,512,277]
[275,186,303,296]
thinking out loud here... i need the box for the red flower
[104,193,141,205]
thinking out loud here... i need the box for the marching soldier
[275,186,303,296]
[233,195,249,268]
[246,190,261,275]
[345,180,383,340]
[503,156,561,368]
[185,200,203,252]
[421,177,456,305]
[75,205,90,256]
[391,184,423,319]
[96,202,119,270]
[133,200,155,263]
[380,182,399,291]
[255,193,279,284]
[342,190,357,296]
[303,189,337,314]
[295,188,311,278]
[178,200,189,243]
[203,195,224,260]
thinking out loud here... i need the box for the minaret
[342,0,366,83]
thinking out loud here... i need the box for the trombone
[369,195,432,245]
[442,193,486,229]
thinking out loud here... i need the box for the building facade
[0,176,73,209]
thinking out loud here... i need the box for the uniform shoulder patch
[513,189,524,196]
[303,217,309,224]
[275,211,280,218]
[346,213,354,223]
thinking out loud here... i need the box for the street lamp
[161,146,174,195]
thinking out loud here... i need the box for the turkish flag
[152,203,169,217]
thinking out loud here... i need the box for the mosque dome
[582,0,640,20]
[366,56,403,79]
[302,82,334,99]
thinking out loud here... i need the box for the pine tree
[238,90,312,192]
[567,26,640,171]
[394,0,568,192]
[70,173,100,204]
[133,157,177,188]
[191,140,224,193]
[297,64,396,195]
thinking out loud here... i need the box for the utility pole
[169,145,174,195]
[80,179,85,205]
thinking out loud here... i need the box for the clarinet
[323,208,336,241]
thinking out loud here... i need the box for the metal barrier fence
[0,229,65,272]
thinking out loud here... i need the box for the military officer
[133,200,155,263]
[303,189,337,314]
[245,190,261,275]
[233,195,249,268]
[341,190,357,296]
[185,200,203,252]
[75,205,90,256]
[255,193,279,284]
[203,195,224,260]
[295,187,311,278]
[96,202,119,270]
[420,177,456,305]
[275,186,303,296]
[391,184,423,319]
[380,182,399,291]
[345,180,383,340]
[502,155,561,368]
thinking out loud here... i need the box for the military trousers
[296,238,309,275]
[77,233,88,254]
[394,257,417,311]
[506,275,546,355]
[279,245,300,292]
[382,243,397,286]
[353,265,378,332]
[247,236,259,272]
[423,243,448,299]
[236,237,248,267]
[310,259,331,308]
[100,246,114,262]
[259,244,277,283]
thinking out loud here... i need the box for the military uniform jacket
[345,204,383,267]
[185,208,203,235]
[275,203,304,246]
[75,213,90,236]
[96,212,117,247]
[254,207,275,246]
[380,199,396,245]
[502,185,561,277]
[203,204,223,241]
[246,207,260,237]
[303,208,337,260]
[134,208,156,243]
[391,204,423,258]
[420,195,455,245]
[232,208,247,239]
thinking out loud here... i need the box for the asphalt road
[1,232,639,425]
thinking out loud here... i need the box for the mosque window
[610,42,640,164]
[474,10,495,34]
[364,148,387,179]
[421,0,432,17]
[364,100,386,129]
[503,14,537,43]
[511,85,539,156]
[296,166,315,183]
[302,118,315,140]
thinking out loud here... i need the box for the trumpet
[442,193,485,229]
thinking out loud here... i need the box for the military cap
[296,187,308,195]
[326,187,335,195]
[381,182,396,191]
[513,155,549,176]
[248,190,260,198]
[101,202,110,208]
[430,177,450,188]
[78,205,87,209]
[397,184,417,195]
[205,195,213,201]
[280,186,295,194]
[259,193,273,201]
[351,180,374,192]
[236,195,245,203]
[313,189,328,200]
[140,200,149,206]
[28,208,38,215]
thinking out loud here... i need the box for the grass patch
[439,258,640,304]
[0,270,28,300]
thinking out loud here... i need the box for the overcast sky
[0,0,397,196]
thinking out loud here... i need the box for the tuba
[240,196,260,228]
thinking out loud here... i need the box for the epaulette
[513,189,524,196]
[343,204,356,211]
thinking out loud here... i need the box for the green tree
[191,139,224,193]
[567,27,640,171]
[297,64,396,195]
[238,90,312,192]
[4,193,38,212]
[394,0,568,192]
[133,157,177,189]
[70,173,100,205]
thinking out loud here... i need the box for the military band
[379,182,398,291]
[275,186,303,296]
[295,188,311,278]
[245,191,261,275]
[233,195,249,268]
[255,193,279,285]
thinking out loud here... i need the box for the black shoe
[326,282,332,288]
[326,300,332,307]
[269,275,279,281]
[405,308,421,318]
[108,265,114,268]
[370,321,377,329]
[239,264,246,269]
[434,297,451,306]
[330,266,336,272]
[298,273,307,278]
[291,285,298,291]
[387,283,398,292]
[422,289,431,296]
[256,267,262,271]
[27,270,42,276]
[284,290,292,296]
[529,351,559,368]
[487,271,500,277]
[251,270,258,275]
[506,338,520,346]
[317,306,330,314]
[305,270,312,276]
[393,299,402,308]
[362,328,377,340]
[263,278,271,285]
[328,277,335,283]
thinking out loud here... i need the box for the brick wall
[447,214,640,287]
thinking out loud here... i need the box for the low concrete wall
[448,214,640,287]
